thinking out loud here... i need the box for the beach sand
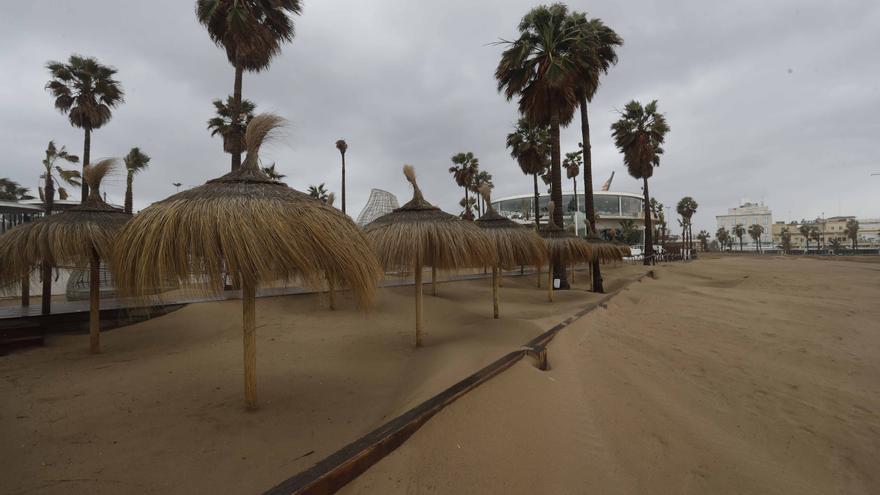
[0,263,645,495]
[343,255,880,495]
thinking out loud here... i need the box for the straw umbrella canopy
[111,114,382,410]
[474,185,546,318]
[0,159,130,353]
[539,201,594,301]
[364,165,495,347]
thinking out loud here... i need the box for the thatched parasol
[364,165,495,346]
[111,114,382,410]
[0,159,130,353]
[538,201,594,302]
[474,186,546,318]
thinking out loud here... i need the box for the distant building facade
[356,189,400,227]
[716,201,773,248]
[772,216,880,249]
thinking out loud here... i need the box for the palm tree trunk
[533,174,540,229]
[414,259,423,347]
[642,175,653,266]
[341,152,346,214]
[82,127,91,203]
[242,276,257,409]
[492,266,499,319]
[579,95,603,292]
[549,112,569,289]
[231,62,244,172]
[464,187,470,219]
[572,177,578,236]
[40,179,54,315]
[124,171,134,214]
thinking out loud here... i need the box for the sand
[0,263,646,495]
[342,255,880,495]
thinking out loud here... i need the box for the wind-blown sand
[343,255,880,495]
[0,264,645,495]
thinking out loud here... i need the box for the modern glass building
[492,190,648,242]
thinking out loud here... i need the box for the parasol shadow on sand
[0,159,130,353]
[474,185,547,318]
[364,165,495,347]
[538,201,595,302]
[111,114,382,410]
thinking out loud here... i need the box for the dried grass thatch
[364,165,495,271]
[110,113,381,409]
[538,202,595,265]
[0,158,130,352]
[364,165,495,345]
[474,185,547,269]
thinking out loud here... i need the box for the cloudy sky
[2,0,879,235]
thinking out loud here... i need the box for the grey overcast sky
[2,0,879,236]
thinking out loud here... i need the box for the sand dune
[0,264,645,495]
[343,256,880,495]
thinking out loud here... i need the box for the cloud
[1,0,878,236]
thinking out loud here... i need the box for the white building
[716,200,773,247]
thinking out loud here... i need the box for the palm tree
[651,198,667,246]
[40,141,81,215]
[307,183,329,203]
[261,163,285,181]
[335,139,348,214]
[496,4,593,288]
[471,170,494,217]
[697,230,709,252]
[748,224,764,253]
[506,118,550,229]
[459,196,477,218]
[619,219,637,244]
[610,100,670,266]
[828,238,842,255]
[810,226,822,252]
[676,197,698,256]
[845,218,860,251]
[569,12,622,291]
[733,224,746,252]
[196,0,303,171]
[207,96,256,154]
[780,227,792,254]
[563,150,581,230]
[798,224,812,253]
[716,226,730,252]
[123,148,151,214]
[45,55,124,202]
[449,152,479,220]
[0,179,35,201]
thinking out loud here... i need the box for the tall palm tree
[207,96,256,154]
[610,100,670,266]
[563,150,581,229]
[459,196,477,218]
[845,218,860,251]
[798,224,812,253]
[123,148,151,214]
[506,118,550,229]
[569,12,622,291]
[196,0,302,171]
[496,4,593,288]
[449,152,479,220]
[471,170,494,217]
[676,196,698,255]
[716,226,730,252]
[748,224,764,253]
[335,139,348,214]
[810,226,822,252]
[619,219,637,244]
[307,183,329,203]
[261,163,285,181]
[733,223,746,251]
[651,198,667,246]
[45,55,124,202]
[0,179,35,201]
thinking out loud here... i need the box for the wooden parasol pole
[547,268,553,302]
[328,277,336,310]
[415,259,424,347]
[21,274,29,306]
[431,266,437,296]
[492,266,500,319]
[89,250,100,353]
[571,262,576,283]
[536,265,541,288]
[242,276,258,409]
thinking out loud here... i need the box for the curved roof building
[356,188,400,227]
